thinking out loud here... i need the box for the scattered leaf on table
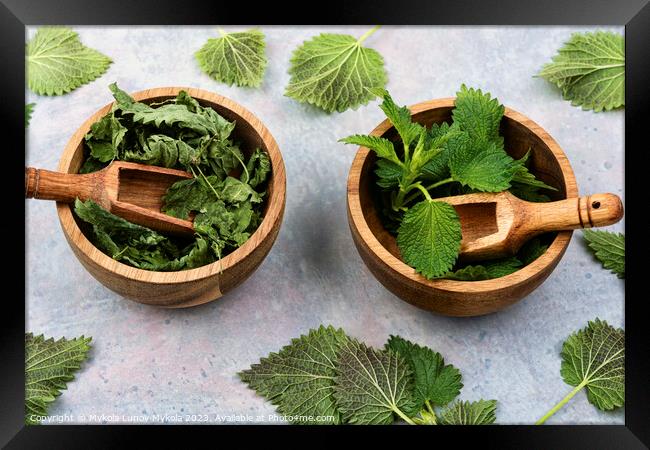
[583,229,625,278]
[195,28,267,87]
[538,31,624,112]
[27,27,112,96]
[239,325,350,424]
[25,333,92,424]
[285,28,387,113]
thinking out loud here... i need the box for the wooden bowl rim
[56,86,286,284]
[347,97,578,294]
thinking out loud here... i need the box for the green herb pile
[240,325,497,425]
[341,85,557,280]
[74,83,271,271]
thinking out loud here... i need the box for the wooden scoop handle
[527,193,623,233]
[25,167,98,203]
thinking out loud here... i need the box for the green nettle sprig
[341,86,557,280]
[537,319,624,424]
[239,325,497,425]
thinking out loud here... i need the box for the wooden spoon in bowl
[437,190,624,261]
[25,161,195,236]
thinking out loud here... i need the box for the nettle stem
[394,407,416,425]
[401,177,454,206]
[536,382,586,425]
[357,25,381,44]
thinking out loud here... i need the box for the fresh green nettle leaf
[538,31,624,112]
[27,27,112,96]
[340,134,400,165]
[341,85,554,281]
[452,84,505,145]
[195,28,268,88]
[386,336,463,410]
[334,340,418,424]
[239,326,349,424]
[397,200,462,279]
[449,138,517,192]
[285,27,387,113]
[25,333,92,424]
[537,319,624,424]
[439,400,497,425]
[241,326,498,425]
[25,103,35,128]
[583,229,625,278]
[74,84,271,271]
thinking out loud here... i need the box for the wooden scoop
[25,161,195,236]
[438,190,624,261]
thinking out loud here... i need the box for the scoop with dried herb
[74,83,271,271]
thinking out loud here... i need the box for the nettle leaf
[27,27,112,96]
[195,28,267,88]
[511,150,557,192]
[239,325,350,424]
[26,103,35,128]
[333,340,418,424]
[339,134,400,165]
[385,336,463,409]
[443,257,523,281]
[25,333,92,424]
[374,159,404,189]
[583,230,625,278]
[560,319,624,411]
[440,400,497,425]
[162,178,213,220]
[449,137,517,192]
[285,30,387,113]
[372,88,422,150]
[397,200,462,279]
[538,31,624,112]
[452,84,505,144]
[244,148,271,188]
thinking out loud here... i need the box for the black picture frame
[4,0,647,447]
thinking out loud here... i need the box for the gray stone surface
[26,26,624,425]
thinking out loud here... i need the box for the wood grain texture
[27,162,196,235]
[346,98,579,317]
[55,87,286,308]
[435,190,623,261]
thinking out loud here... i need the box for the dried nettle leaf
[75,83,270,271]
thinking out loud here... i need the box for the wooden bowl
[56,87,286,308]
[347,98,577,317]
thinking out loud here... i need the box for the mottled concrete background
[26,26,624,425]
